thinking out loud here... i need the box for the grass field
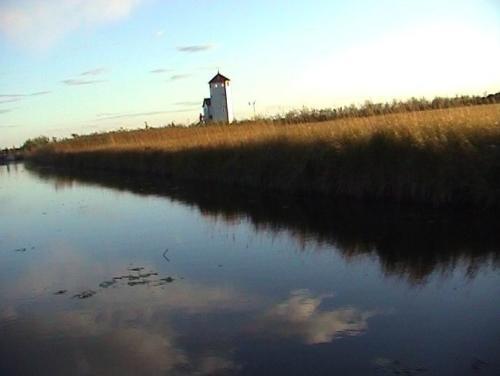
[31,104,500,208]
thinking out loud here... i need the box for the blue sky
[1,0,499,147]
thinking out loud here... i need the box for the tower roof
[209,72,230,84]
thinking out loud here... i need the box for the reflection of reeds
[31,104,500,207]
[28,165,500,285]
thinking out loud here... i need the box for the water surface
[1,163,499,375]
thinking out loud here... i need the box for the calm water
[1,163,499,375]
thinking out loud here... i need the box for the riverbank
[30,104,500,208]
[0,150,24,164]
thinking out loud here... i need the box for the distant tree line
[272,92,500,124]
[21,136,51,151]
[1,146,25,162]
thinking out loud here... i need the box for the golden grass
[38,105,498,152]
[32,104,500,208]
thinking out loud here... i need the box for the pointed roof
[209,72,230,84]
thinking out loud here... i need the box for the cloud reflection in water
[252,289,377,345]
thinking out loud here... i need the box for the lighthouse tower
[203,72,233,123]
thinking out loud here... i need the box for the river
[0,163,499,375]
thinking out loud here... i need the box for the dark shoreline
[0,154,23,165]
[28,138,500,211]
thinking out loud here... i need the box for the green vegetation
[29,100,500,209]
[21,136,51,151]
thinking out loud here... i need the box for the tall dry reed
[31,104,500,208]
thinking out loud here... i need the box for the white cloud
[150,68,173,74]
[0,97,22,104]
[80,68,107,76]
[0,91,51,103]
[177,45,213,53]
[95,108,194,121]
[63,78,107,86]
[0,0,145,50]
[61,68,108,86]
[253,289,378,344]
[170,74,192,81]
[1,308,238,375]
[30,91,51,96]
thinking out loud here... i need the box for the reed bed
[31,104,500,208]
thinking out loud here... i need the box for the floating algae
[128,280,150,286]
[128,267,145,272]
[73,290,96,299]
[54,290,67,295]
[373,358,427,375]
[112,274,139,280]
[99,280,116,288]
[471,357,488,371]
[139,272,159,278]
[13,246,36,253]
[88,267,177,290]
[155,276,175,286]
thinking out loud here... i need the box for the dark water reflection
[1,163,499,375]
[29,164,500,284]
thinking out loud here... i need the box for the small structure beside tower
[202,72,233,123]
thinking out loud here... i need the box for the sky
[1,0,499,148]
